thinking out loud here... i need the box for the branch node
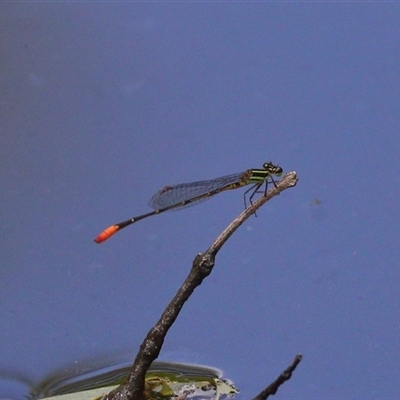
[193,252,215,276]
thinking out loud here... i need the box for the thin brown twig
[208,171,298,257]
[251,354,303,400]
[103,171,298,400]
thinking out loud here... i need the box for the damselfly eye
[263,162,282,176]
[274,166,283,176]
[263,161,272,169]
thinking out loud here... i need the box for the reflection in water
[29,361,238,400]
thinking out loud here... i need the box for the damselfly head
[263,161,283,176]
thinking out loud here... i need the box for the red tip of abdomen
[94,225,119,243]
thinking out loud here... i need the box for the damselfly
[94,161,282,243]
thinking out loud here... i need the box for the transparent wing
[149,172,245,210]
